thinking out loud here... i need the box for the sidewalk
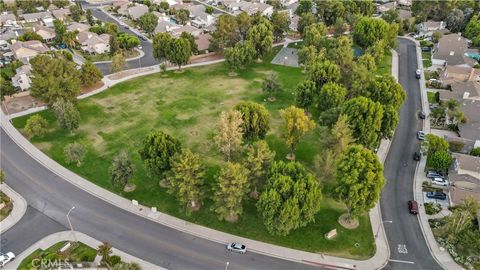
[5,231,164,270]
[0,183,27,233]
[399,36,463,270]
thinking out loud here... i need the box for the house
[188,5,215,28]
[154,20,181,34]
[9,40,50,63]
[51,8,71,21]
[0,27,23,41]
[68,22,90,33]
[11,64,32,91]
[77,31,111,54]
[171,25,203,37]
[233,2,274,17]
[128,4,149,20]
[0,13,17,26]
[195,33,211,53]
[440,66,480,86]
[397,0,412,7]
[377,2,396,14]
[432,34,477,68]
[416,20,445,37]
[21,11,50,23]
[448,153,480,206]
[290,15,299,31]
[32,24,56,42]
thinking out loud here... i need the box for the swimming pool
[465,52,480,61]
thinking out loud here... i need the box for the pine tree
[243,140,275,197]
[214,110,244,161]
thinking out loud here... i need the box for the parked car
[421,47,432,52]
[226,243,247,254]
[426,171,444,179]
[431,177,449,186]
[418,111,426,119]
[414,151,421,161]
[0,252,15,268]
[417,131,425,140]
[426,191,447,200]
[408,200,418,215]
[415,69,421,79]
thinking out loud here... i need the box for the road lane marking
[397,244,408,254]
[389,259,415,264]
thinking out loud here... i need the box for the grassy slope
[12,48,391,259]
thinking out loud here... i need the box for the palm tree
[97,242,112,264]
[62,30,78,49]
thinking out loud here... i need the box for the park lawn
[13,48,375,259]
[18,241,97,270]
[376,50,392,77]
[0,191,13,221]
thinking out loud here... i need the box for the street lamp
[375,220,392,238]
[67,206,77,242]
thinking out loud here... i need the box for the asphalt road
[380,39,442,270]
[0,129,321,270]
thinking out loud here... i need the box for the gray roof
[433,34,477,66]
[21,11,51,21]
[453,153,480,174]
[128,4,149,20]
[459,99,480,141]
[0,13,16,24]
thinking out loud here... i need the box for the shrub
[425,202,442,215]
[64,142,86,166]
[108,255,121,266]
[449,141,464,153]
[471,147,480,157]
[24,114,48,138]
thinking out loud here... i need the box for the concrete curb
[398,36,463,270]
[0,183,27,234]
[5,231,164,270]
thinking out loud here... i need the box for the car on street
[418,111,426,119]
[417,131,425,140]
[426,191,447,200]
[431,177,449,186]
[416,69,421,79]
[408,200,418,215]
[0,252,15,268]
[226,243,247,254]
[413,151,421,161]
[426,171,443,179]
[139,36,147,41]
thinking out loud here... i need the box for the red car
[408,200,419,215]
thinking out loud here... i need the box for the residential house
[432,34,477,68]
[397,0,412,7]
[195,33,211,53]
[0,27,23,41]
[9,40,50,63]
[32,24,56,42]
[128,4,149,20]
[171,25,202,37]
[235,2,274,17]
[68,22,90,33]
[0,13,17,27]
[22,11,54,27]
[377,2,396,14]
[188,5,215,28]
[290,15,299,31]
[440,66,480,86]
[416,20,445,37]
[51,8,71,21]
[154,20,181,34]
[77,31,111,54]
[11,64,32,91]
[448,153,480,206]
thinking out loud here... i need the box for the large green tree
[80,61,103,87]
[211,162,250,222]
[303,23,327,49]
[335,145,384,220]
[341,97,383,149]
[353,16,390,48]
[257,161,322,236]
[53,19,67,44]
[109,151,134,188]
[380,105,399,139]
[167,37,191,70]
[138,12,158,34]
[317,82,347,112]
[280,106,316,159]
[243,140,275,197]
[211,14,240,51]
[271,11,290,41]
[246,22,273,60]
[294,79,316,111]
[153,32,173,61]
[307,60,340,90]
[117,33,141,50]
[298,12,316,36]
[233,101,270,140]
[427,150,453,171]
[465,15,480,46]
[24,114,48,138]
[139,130,182,178]
[421,134,449,155]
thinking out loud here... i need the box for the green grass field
[12,47,387,258]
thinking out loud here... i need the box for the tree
[64,142,86,166]
[175,9,190,25]
[159,1,169,12]
[138,12,158,35]
[0,169,4,184]
[341,97,383,149]
[421,134,449,155]
[280,106,316,159]
[214,110,244,161]
[298,12,316,36]
[205,6,214,14]
[382,8,400,23]
[0,77,15,101]
[294,79,316,111]
[105,22,118,35]
[109,151,134,188]
[246,23,273,60]
[97,242,112,264]
[303,23,327,49]
[53,0,70,8]
[365,39,386,64]
[326,36,354,72]
[52,99,80,133]
[431,31,443,43]
[427,150,453,171]
[153,32,173,61]
[380,105,399,139]
[111,53,125,73]
[446,9,465,32]
[233,101,270,140]
[211,14,240,51]
[347,53,376,97]
[262,72,281,100]
[180,32,198,54]
[446,197,479,237]
[317,82,347,112]
[224,46,243,73]
[117,33,141,50]
[297,45,318,67]
[167,37,191,70]
[18,31,44,42]
[109,35,120,54]
[316,0,345,26]
[244,140,275,197]
[236,12,251,39]
[81,61,103,87]
[54,19,67,45]
[295,0,313,15]
[257,161,322,236]
[167,149,205,213]
[327,114,355,157]
[139,130,181,178]
[69,5,83,22]
[24,114,48,138]
[353,16,389,48]
[86,9,95,26]
[307,60,340,90]
[471,147,480,157]
[211,162,249,222]
[62,30,78,48]
[335,145,384,220]
[465,15,480,46]
[271,11,290,41]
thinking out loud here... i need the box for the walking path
[0,183,27,234]
[400,36,463,270]
[5,231,164,270]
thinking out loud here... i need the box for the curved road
[380,39,442,270]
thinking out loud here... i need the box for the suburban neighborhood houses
[1,1,480,270]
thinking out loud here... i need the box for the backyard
[12,47,393,259]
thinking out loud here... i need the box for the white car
[0,252,15,268]
[226,242,247,254]
[431,177,449,187]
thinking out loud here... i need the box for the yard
[12,47,389,259]
[18,241,97,270]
